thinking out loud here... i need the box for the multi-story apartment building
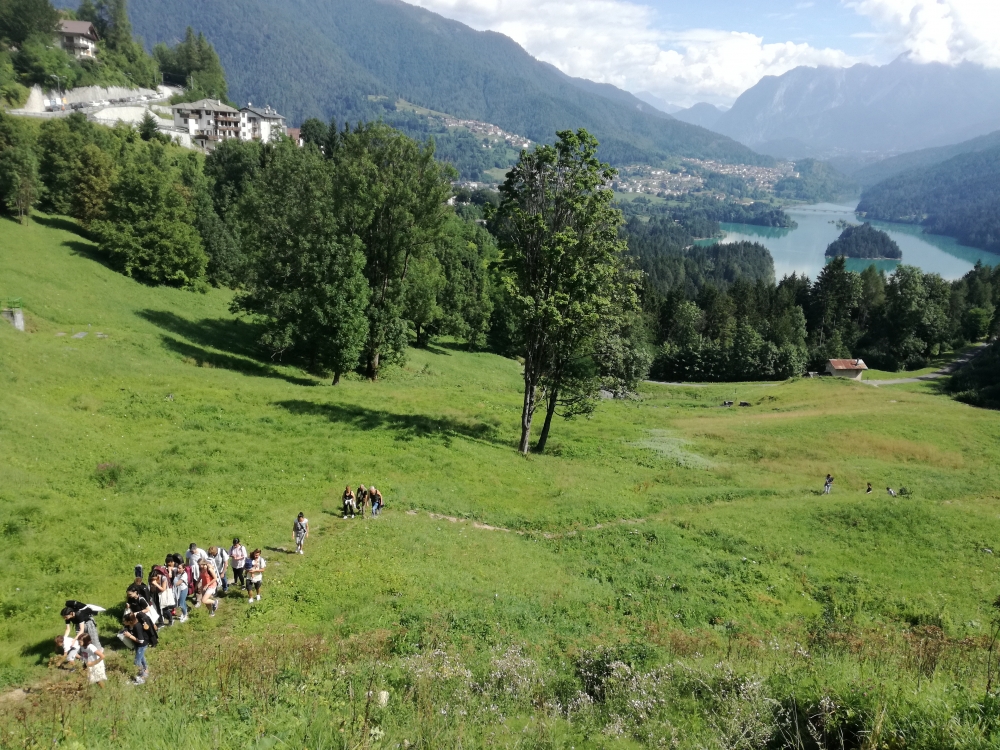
[240,104,286,142]
[57,20,99,60]
[171,99,242,146]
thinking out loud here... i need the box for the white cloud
[405,0,856,106]
[847,0,1000,66]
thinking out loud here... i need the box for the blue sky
[406,0,999,107]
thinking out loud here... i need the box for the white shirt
[249,558,266,583]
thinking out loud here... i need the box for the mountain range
[118,0,769,167]
[711,57,1000,166]
[853,129,1000,188]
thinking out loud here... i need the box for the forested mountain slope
[857,146,1000,254]
[120,0,769,166]
[853,129,1000,188]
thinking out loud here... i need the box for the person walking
[293,513,309,555]
[342,486,356,518]
[208,546,230,595]
[150,564,174,626]
[823,475,834,495]
[199,559,221,616]
[230,538,247,590]
[246,549,266,603]
[169,554,189,623]
[79,633,106,687]
[186,544,208,605]
[370,486,383,517]
[121,612,150,684]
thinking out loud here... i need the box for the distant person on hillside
[208,546,230,594]
[199,560,221,616]
[866,482,873,494]
[370,486,383,517]
[246,549,266,603]
[342,486,356,518]
[230,539,248,590]
[823,475,834,494]
[293,513,309,555]
[79,633,106,687]
[887,487,897,497]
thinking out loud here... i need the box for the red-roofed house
[58,20,99,60]
[826,358,868,380]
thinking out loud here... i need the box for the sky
[404,0,1000,107]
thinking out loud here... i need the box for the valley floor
[2,215,1000,748]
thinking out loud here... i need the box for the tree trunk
[333,371,341,386]
[534,386,559,453]
[367,351,380,381]
[519,378,538,455]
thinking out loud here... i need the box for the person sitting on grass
[866,482,873,494]
[342,486,356,518]
[54,635,80,668]
[79,633,106,687]
[246,549,266,603]
[370,486,383,517]
[887,487,897,497]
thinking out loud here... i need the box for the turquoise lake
[702,202,1000,281]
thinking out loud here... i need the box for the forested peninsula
[825,222,902,259]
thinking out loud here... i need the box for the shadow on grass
[275,399,503,445]
[139,309,263,360]
[161,336,317,387]
[32,214,89,238]
[264,546,295,555]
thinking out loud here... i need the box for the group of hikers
[55,513,312,686]
[824,475,902,497]
[342,484,384,518]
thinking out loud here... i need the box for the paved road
[865,343,988,386]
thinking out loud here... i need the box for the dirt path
[865,343,988,386]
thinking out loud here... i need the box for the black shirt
[69,607,95,626]
[127,582,151,601]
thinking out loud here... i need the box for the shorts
[295,533,306,544]
[203,585,217,598]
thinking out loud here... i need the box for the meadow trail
[866,342,989,386]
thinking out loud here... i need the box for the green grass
[3,214,1000,747]
[864,345,979,380]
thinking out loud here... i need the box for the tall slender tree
[490,129,641,454]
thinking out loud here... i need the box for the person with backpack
[355,485,368,518]
[293,513,309,555]
[121,610,156,684]
[208,546,230,594]
[186,544,208,604]
[62,600,103,648]
[246,549,266,603]
[230,538,247,590]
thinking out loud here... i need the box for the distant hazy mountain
[117,0,768,166]
[853,129,1000,188]
[858,146,1000,254]
[633,91,682,115]
[672,103,726,130]
[713,57,1000,160]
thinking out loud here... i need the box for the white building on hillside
[171,99,241,146]
[57,20,99,60]
[240,104,286,142]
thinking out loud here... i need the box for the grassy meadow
[2,214,1000,748]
